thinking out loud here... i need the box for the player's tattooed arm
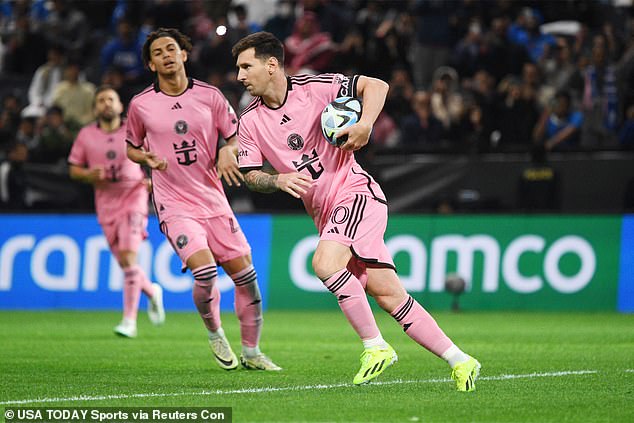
[244,170,279,193]
[245,170,312,198]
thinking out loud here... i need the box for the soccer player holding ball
[233,32,480,390]
[126,28,280,371]
[68,86,165,338]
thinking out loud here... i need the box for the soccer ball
[320,96,363,147]
[444,273,466,294]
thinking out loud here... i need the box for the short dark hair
[231,31,284,65]
[142,27,192,68]
[93,85,119,106]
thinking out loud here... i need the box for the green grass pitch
[1,310,633,422]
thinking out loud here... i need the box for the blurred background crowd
[0,0,633,211]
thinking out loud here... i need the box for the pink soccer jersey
[68,121,148,224]
[238,73,386,232]
[126,78,237,223]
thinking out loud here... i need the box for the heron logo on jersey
[173,140,197,166]
[287,133,304,150]
[292,148,323,180]
[176,234,188,249]
[174,120,188,135]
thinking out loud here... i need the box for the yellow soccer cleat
[451,356,481,392]
[240,353,282,371]
[353,344,398,385]
[208,336,239,370]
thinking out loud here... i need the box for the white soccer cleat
[114,319,137,338]
[148,283,165,326]
[209,336,239,370]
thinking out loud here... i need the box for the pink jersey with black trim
[238,73,386,232]
[68,121,148,224]
[126,78,237,222]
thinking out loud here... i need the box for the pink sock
[138,268,155,298]
[191,264,221,332]
[390,295,453,357]
[324,269,380,341]
[122,265,142,320]
[231,265,262,348]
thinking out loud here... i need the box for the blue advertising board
[0,214,272,311]
[618,215,634,312]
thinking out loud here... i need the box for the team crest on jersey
[287,133,304,150]
[106,150,116,160]
[176,235,188,249]
[174,120,188,135]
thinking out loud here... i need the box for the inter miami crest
[287,133,304,150]
[174,120,188,135]
[176,235,188,249]
[106,150,116,160]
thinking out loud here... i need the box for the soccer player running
[233,32,481,390]
[68,85,165,338]
[126,28,280,371]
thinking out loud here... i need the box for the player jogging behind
[68,85,165,338]
[126,28,280,371]
[233,31,480,390]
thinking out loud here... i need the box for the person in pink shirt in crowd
[126,28,280,371]
[233,32,480,390]
[68,86,165,338]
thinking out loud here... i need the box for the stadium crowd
[0,0,633,209]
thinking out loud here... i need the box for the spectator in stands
[384,65,415,125]
[430,67,465,142]
[2,12,47,75]
[15,115,39,152]
[483,15,530,83]
[100,18,144,85]
[228,4,261,46]
[581,34,619,148]
[521,61,553,109]
[451,18,487,80]
[410,0,456,89]
[619,104,634,150]
[263,0,295,42]
[533,90,583,152]
[540,37,578,105]
[495,76,538,149]
[284,11,334,75]
[32,105,78,164]
[52,61,96,126]
[0,142,28,210]
[23,45,65,119]
[42,0,89,57]
[508,7,556,64]
[400,90,444,147]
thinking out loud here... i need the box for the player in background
[233,32,480,390]
[68,86,165,338]
[126,28,280,371]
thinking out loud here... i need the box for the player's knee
[312,250,347,280]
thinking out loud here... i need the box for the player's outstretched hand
[217,145,244,187]
[145,151,168,170]
[277,172,312,198]
[337,121,372,152]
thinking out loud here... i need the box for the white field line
[625,369,634,373]
[0,370,597,406]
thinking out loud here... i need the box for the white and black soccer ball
[320,96,363,147]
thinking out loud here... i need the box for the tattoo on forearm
[245,171,278,193]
